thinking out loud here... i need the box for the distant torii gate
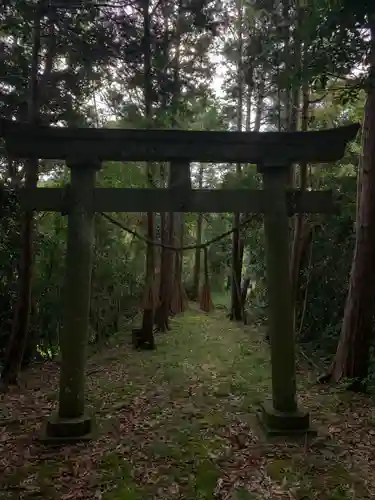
[0,120,359,441]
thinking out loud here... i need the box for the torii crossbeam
[0,119,360,441]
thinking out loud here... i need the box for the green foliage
[298,175,357,356]
[0,185,21,357]
[33,212,66,357]
[103,0,221,124]
[0,0,227,364]
[28,167,147,357]
[0,1,115,125]
[90,213,144,343]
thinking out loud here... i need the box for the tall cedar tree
[140,0,157,348]
[1,3,44,385]
[325,16,375,389]
[155,2,176,331]
[192,163,204,300]
[230,0,244,321]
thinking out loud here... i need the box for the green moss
[8,308,371,500]
[266,459,294,481]
[104,484,143,500]
[100,454,143,500]
[233,487,261,500]
[149,439,186,460]
[194,459,221,499]
[266,455,366,500]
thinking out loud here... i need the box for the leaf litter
[0,307,375,499]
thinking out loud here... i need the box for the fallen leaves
[1,309,375,499]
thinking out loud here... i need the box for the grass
[1,305,375,499]
[211,291,231,310]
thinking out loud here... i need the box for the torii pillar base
[256,401,316,437]
[39,413,94,444]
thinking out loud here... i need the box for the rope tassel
[199,247,213,312]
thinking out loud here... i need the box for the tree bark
[254,77,264,132]
[323,20,375,390]
[288,1,307,332]
[170,213,186,315]
[192,163,204,300]
[141,209,156,349]
[157,0,185,323]
[155,215,170,330]
[238,76,263,320]
[230,215,243,320]
[230,0,244,321]
[281,0,291,132]
[140,0,156,347]
[1,3,44,386]
[290,83,309,330]
[240,277,251,311]
[245,80,252,131]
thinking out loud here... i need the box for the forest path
[1,306,375,499]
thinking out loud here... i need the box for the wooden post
[44,159,100,441]
[257,164,312,435]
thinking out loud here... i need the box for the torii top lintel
[0,119,360,165]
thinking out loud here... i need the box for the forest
[1,0,375,498]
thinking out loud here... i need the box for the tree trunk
[157,0,184,323]
[288,1,306,331]
[230,0,244,322]
[230,214,243,320]
[356,110,366,232]
[290,83,309,329]
[155,210,174,330]
[323,20,375,390]
[237,85,255,318]
[192,164,204,300]
[170,213,187,315]
[140,0,156,347]
[287,0,301,188]
[282,0,291,131]
[245,81,252,131]
[254,77,264,132]
[140,209,156,349]
[155,216,169,330]
[237,76,263,320]
[240,277,251,309]
[1,4,43,386]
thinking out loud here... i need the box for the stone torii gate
[0,119,359,441]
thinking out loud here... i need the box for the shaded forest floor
[1,306,375,499]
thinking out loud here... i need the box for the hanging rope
[99,211,255,313]
[99,212,254,253]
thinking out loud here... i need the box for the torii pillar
[257,163,308,435]
[0,119,360,441]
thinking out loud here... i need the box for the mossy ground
[1,304,375,499]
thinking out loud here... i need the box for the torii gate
[0,119,359,441]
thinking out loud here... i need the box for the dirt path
[1,307,375,499]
